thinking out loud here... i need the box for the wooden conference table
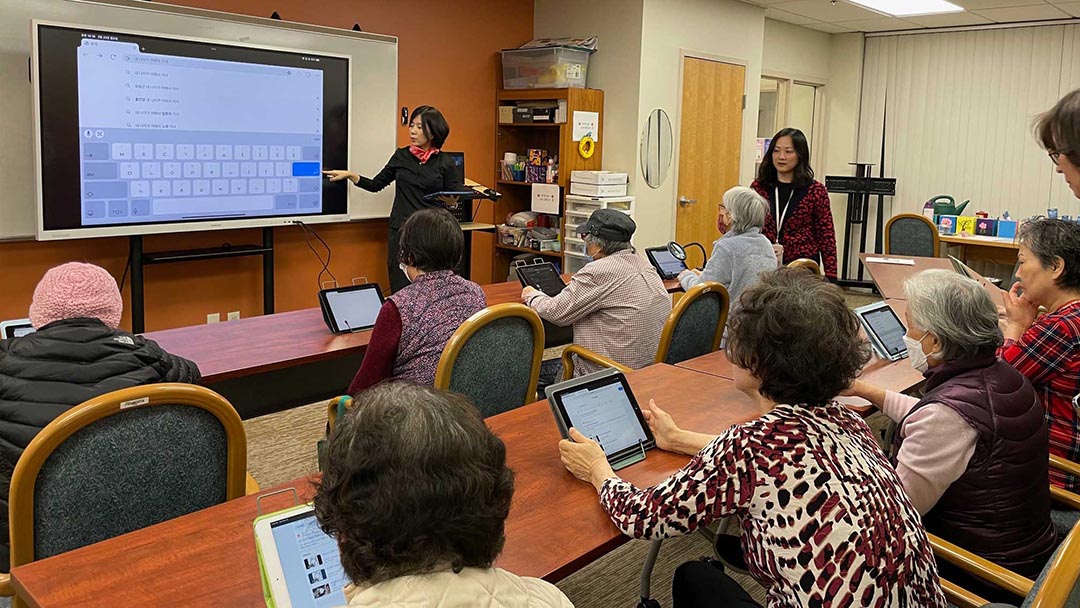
[144,275,681,418]
[859,253,953,300]
[11,364,762,607]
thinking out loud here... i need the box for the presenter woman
[324,106,461,293]
[751,128,838,280]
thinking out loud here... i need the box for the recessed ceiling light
[846,0,963,17]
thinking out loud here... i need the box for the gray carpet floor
[242,288,883,607]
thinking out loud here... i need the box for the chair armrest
[245,471,260,496]
[326,396,352,433]
[927,533,1033,598]
[1050,454,1080,479]
[939,577,991,608]
[560,345,632,381]
[0,572,12,597]
[1051,486,1080,510]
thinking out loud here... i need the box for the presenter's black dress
[353,147,462,293]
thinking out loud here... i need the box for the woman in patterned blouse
[558,269,947,607]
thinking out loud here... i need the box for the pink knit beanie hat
[29,262,123,329]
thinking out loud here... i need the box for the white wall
[533,0,644,187]
[762,18,831,82]
[634,0,765,248]
[823,33,865,278]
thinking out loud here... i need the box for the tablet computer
[645,246,689,280]
[516,262,567,297]
[949,255,1007,301]
[545,368,656,470]
[317,283,385,334]
[854,301,909,362]
[0,319,34,340]
[253,504,348,608]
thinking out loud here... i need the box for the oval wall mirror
[640,108,673,189]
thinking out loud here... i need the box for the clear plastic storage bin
[502,46,590,89]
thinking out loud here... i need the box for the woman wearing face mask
[844,270,1056,580]
[345,209,485,395]
[324,106,461,293]
[751,128,838,279]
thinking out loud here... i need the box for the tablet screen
[558,376,650,458]
[862,305,907,358]
[268,510,348,607]
[324,286,383,332]
[647,248,687,278]
[517,264,566,297]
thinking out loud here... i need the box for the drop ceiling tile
[950,0,1049,9]
[903,11,995,26]
[1052,1,1080,17]
[837,16,926,31]
[806,22,859,33]
[764,7,822,25]
[973,4,1072,20]
[764,0,887,21]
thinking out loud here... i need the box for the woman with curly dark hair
[558,269,946,607]
[314,382,572,607]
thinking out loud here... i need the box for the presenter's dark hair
[397,208,463,272]
[756,127,814,188]
[409,105,450,148]
[1036,88,1080,165]
[726,268,869,406]
[313,382,514,585]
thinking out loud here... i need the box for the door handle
[678,196,698,207]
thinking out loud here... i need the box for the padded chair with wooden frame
[786,258,822,276]
[560,282,730,381]
[3,384,246,608]
[885,213,940,258]
[435,303,544,418]
[931,458,1080,608]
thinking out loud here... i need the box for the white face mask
[903,331,937,373]
[398,263,411,283]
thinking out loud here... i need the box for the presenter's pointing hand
[322,169,359,184]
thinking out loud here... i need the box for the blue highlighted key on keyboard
[292,162,321,177]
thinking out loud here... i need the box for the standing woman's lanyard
[774,186,794,240]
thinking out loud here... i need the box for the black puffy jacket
[0,317,200,571]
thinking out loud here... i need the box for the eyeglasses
[1049,150,1070,165]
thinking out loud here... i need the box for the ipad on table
[854,301,908,362]
[645,246,688,280]
[545,368,656,470]
[253,504,348,608]
[516,262,567,297]
[317,283,385,334]
[949,255,1007,302]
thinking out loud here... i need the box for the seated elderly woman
[845,269,1057,578]
[998,218,1080,492]
[678,186,777,312]
[558,269,946,608]
[314,382,573,607]
[346,208,486,394]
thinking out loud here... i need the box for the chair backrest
[885,213,940,257]
[786,258,822,276]
[1024,514,1080,608]
[8,384,246,570]
[434,303,544,418]
[655,282,729,365]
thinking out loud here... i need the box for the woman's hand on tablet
[559,428,616,492]
[643,400,717,456]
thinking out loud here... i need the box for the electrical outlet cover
[227,311,240,321]
[207,313,220,324]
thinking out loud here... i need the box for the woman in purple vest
[347,209,486,394]
[845,269,1057,579]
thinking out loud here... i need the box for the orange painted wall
[0,0,532,332]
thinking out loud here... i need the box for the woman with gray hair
[845,269,1057,579]
[678,187,776,308]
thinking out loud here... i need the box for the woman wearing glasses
[324,106,462,293]
[998,89,1080,492]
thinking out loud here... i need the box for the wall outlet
[227,311,240,321]
[207,313,220,324]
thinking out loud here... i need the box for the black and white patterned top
[600,402,948,608]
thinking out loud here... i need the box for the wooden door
[675,58,745,268]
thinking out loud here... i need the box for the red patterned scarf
[409,145,440,164]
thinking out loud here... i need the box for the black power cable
[292,220,337,289]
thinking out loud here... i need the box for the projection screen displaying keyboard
[33,23,351,239]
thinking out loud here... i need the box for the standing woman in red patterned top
[751,128,838,279]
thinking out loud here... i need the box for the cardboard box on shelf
[570,171,628,185]
[569,182,628,197]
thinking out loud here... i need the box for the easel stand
[825,163,896,290]
[129,227,275,333]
